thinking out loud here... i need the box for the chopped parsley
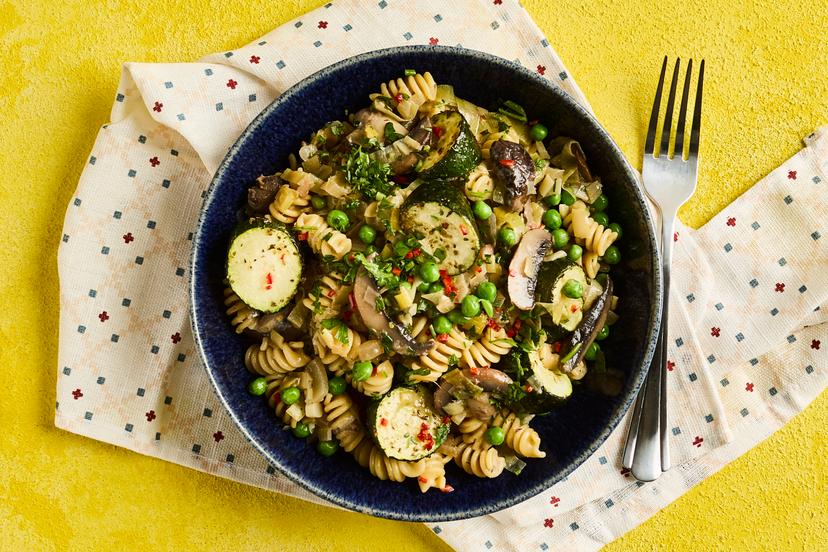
[343,144,394,200]
[497,99,528,122]
[384,122,404,143]
[321,318,350,345]
[353,252,399,289]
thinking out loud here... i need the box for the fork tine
[688,59,705,157]
[644,57,668,156]
[674,59,693,159]
[658,58,680,157]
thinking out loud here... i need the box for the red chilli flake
[553,342,562,353]
[499,159,515,167]
[440,485,455,493]
[570,304,578,313]
[459,224,469,236]
[391,267,402,276]
[506,328,516,338]
[437,333,449,343]
[348,292,357,310]
[442,416,451,425]
[380,417,388,427]
[419,476,429,484]
[279,253,286,264]
[265,272,273,290]
[392,174,410,185]
[394,93,404,104]
[513,319,522,331]
[298,232,308,241]
[407,275,415,284]
[487,318,501,331]
[432,126,444,138]
[469,366,480,376]
[476,266,483,273]
[524,384,534,393]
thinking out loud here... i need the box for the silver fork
[622,57,705,481]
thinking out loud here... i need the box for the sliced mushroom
[560,277,613,373]
[247,174,284,215]
[570,141,594,182]
[490,140,535,212]
[304,359,329,404]
[507,228,552,310]
[462,367,513,393]
[353,269,433,356]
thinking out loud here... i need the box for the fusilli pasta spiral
[463,163,494,200]
[417,453,452,493]
[369,72,437,121]
[315,324,363,363]
[454,442,506,478]
[223,285,259,334]
[368,445,427,482]
[408,327,470,383]
[271,374,305,428]
[352,360,394,397]
[294,212,352,260]
[457,417,488,447]
[268,185,310,224]
[567,201,618,256]
[303,272,349,317]
[491,410,546,458]
[245,331,311,376]
[461,328,514,370]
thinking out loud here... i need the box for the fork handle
[631,211,675,481]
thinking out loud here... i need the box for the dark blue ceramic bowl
[191,46,661,521]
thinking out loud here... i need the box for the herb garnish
[343,145,394,200]
[384,122,404,143]
[321,318,350,344]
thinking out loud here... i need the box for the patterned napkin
[56,0,827,549]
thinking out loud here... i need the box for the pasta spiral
[313,333,351,377]
[567,201,618,256]
[315,324,363,364]
[223,285,258,334]
[303,272,348,317]
[322,393,361,434]
[271,374,305,428]
[461,328,514,370]
[454,442,505,478]
[463,163,494,200]
[352,360,394,397]
[268,185,310,224]
[370,72,437,121]
[408,327,470,383]
[245,331,311,376]
[294,213,352,260]
[491,410,546,458]
[418,453,452,493]
[457,417,488,448]
[367,445,427,482]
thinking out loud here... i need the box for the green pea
[485,426,505,446]
[292,422,312,438]
[358,224,377,244]
[393,240,410,258]
[567,244,583,262]
[433,315,453,335]
[608,223,623,239]
[584,342,600,361]
[544,193,561,207]
[561,189,576,206]
[603,245,621,265]
[461,295,481,318]
[326,209,349,231]
[592,212,610,227]
[542,209,562,230]
[473,200,493,220]
[447,310,468,325]
[476,281,497,302]
[562,279,583,299]
[529,123,549,142]
[551,228,570,249]
[591,194,609,212]
[280,386,301,405]
[596,325,610,341]
[419,261,440,283]
[498,226,517,247]
[311,195,327,211]
[428,282,444,294]
[328,376,347,395]
[317,439,339,457]
[352,361,373,382]
[248,377,268,396]
[418,282,431,293]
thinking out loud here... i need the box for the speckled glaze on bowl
[190,46,662,522]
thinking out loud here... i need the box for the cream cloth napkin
[56,1,828,549]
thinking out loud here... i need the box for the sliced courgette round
[501,349,572,414]
[535,259,587,332]
[226,217,302,313]
[400,180,480,275]
[416,111,482,180]
[367,386,449,460]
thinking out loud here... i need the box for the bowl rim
[190,45,663,522]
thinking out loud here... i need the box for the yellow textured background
[1,0,825,550]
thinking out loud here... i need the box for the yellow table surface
[1,0,826,550]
